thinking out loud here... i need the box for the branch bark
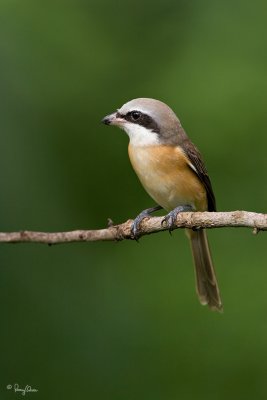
[0,211,266,245]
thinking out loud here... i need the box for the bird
[102,98,222,312]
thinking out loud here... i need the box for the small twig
[0,211,266,245]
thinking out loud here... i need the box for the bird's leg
[131,205,163,239]
[162,205,193,232]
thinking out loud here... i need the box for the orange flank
[128,144,207,212]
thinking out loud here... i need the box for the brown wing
[182,140,216,211]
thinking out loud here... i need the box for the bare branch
[0,211,266,245]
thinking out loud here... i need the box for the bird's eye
[131,111,141,120]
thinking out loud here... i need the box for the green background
[1,0,267,399]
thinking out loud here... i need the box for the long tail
[186,229,222,312]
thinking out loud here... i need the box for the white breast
[123,122,160,146]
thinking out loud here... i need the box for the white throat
[122,122,160,146]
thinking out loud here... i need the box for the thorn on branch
[252,227,259,235]
[107,218,114,227]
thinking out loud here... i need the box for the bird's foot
[131,205,162,240]
[162,205,193,232]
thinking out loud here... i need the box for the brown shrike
[102,98,222,312]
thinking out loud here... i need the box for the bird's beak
[102,112,125,127]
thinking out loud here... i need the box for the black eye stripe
[122,110,160,133]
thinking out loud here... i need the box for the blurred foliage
[1,0,267,399]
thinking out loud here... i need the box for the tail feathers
[187,229,222,312]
